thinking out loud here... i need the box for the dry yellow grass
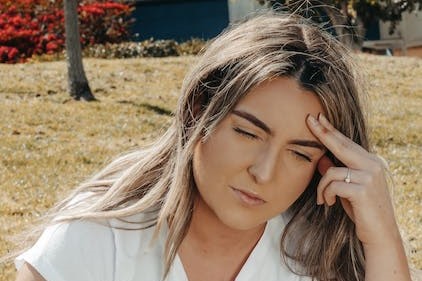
[0,54,421,280]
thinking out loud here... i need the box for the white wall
[228,0,268,22]
[228,1,422,48]
[379,8,422,47]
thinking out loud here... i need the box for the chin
[217,212,267,231]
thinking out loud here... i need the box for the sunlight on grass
[0,54,420,280]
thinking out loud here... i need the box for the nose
[247,147,279,185]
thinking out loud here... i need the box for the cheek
[193,128,253,181]
[192,142,213,191]
[192,132,234,191]
[266,167,316,215]
[293,163,317,190]
[276,162,317,202]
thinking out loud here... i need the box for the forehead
[234,77,323,137]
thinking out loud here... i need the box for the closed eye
[233,127,259,140]
[290,150,312,162]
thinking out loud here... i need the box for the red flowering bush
[0,0,133,63]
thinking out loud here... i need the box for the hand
[306,114,401,247]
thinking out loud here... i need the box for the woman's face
[192,76,326,231]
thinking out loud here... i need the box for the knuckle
[325,182,336,197]
[355,186,368,199]
[370,161,384,175]
[361,173,373,185]
[330,138,351,155]
[373,154,389,169]
[326,167,336,177]
[339,138,352,150]
[318,124,330,135]
[316,182,324,193]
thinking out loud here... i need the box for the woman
[15,12,411,281]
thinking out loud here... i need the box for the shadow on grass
[117,100,173,116]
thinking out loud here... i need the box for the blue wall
[365,19,381,40]
[131,0,229,41]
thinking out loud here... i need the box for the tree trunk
[64,0,96,101]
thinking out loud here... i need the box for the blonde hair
[20,12,369,281]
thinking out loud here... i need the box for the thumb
[317,155,335,175]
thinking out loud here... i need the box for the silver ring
[344,168,351,183]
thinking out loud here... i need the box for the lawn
[0,54,421,280]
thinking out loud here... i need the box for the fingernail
[319,113,328,123]
[318,114,332,129]
[308,115,318,125]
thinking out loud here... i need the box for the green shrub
[83,38,207,58]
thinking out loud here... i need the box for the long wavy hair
[19,12,370,281]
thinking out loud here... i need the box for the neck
[183,196,266,256]
[177,196,266,280]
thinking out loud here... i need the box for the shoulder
[15,219,116,281]
[15,212,161,281]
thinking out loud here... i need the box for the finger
[319,114,386,170]
[317,154,334,175]
[316,155,335,205]
[318,114,361,147]
[323,181,360,207]
[316,166,369,205]
[318,113,371,161]
[307,114,369,169]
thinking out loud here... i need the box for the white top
[15,213,312,281]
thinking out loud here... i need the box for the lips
[230,186,266,206]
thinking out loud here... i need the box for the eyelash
[234,127,313,162]
[233,127,259,140]
[290,150,312,162]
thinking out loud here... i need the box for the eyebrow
[287,139,325,150]
[232,109,272,135]
[232,109,325,151]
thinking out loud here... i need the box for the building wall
[227,0,267,22]
[379,9,422,47]
[131,0,229,41]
